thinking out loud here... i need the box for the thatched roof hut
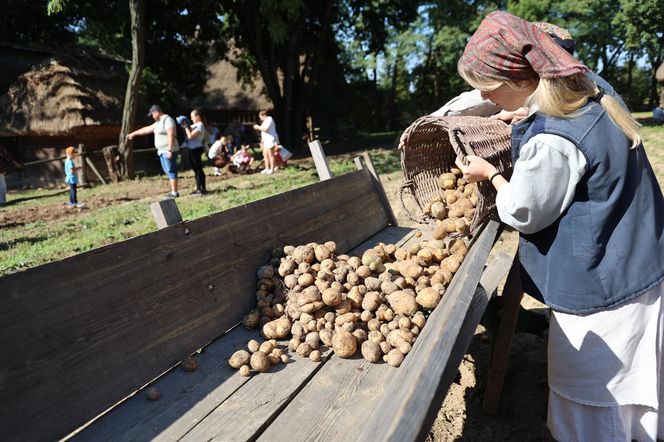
[0,43,127,137]
[188,57,273,112]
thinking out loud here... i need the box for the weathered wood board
[0,170,389,441]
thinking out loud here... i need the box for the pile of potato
[423,168,478,240]
[230,234,469,375]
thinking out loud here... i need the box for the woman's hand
[490,107,528,124]
[455,155,497,183]
[126,133,134,140]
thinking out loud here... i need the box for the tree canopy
[2,0,661,148]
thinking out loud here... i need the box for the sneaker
[75,203,86,208]
[168,192,180,198]
[214,171,222,176]
[266,168,274,175]
[260,169,269,174]
[67,203,76,208]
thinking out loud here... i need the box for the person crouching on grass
[455,11,664,441]
[127,105,180,197]
[64,146,83,208]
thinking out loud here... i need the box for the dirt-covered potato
[181,356,198,372]
[247,339,260,353]
[441,255,462,274]
[361,340,382,363]
[259,341,275,354]
[320,328,334,347]
[229,350,251,369]
[385,349,405,367]
[146,387,160,400]
[296,342,313,357]
[322,288,342,306]
[438,172,457,190]
[416,287,442,309]
[310,350,322,362]
[431,201,446,220]
[250,351,270,373]
[293,245,315,264]
[332,331,357,358]
[387,291,418,316]
[262,316,292,339]
[397,260,423,279]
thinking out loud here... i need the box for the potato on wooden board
[387,291,418,316]
[332,331,357,358]
[229,350,251,369]
[181,356,198,372]
[243,310,260,329]
[247,339,260,353]
[368,330,385,344]
[361,340,382,363]
[293,245,315,264]
[259,341,275,354]
[320,329,334,347]
[280,354,290,364]
[315,244,332,262]
[262,316,292,339]
[296,342,313,357]
[146,387,160,400]
[385,349,405,367]
[239,365,251,376]
[441,255,462,274]
[397,260,423,279]
[310,350,322,362]
[250,351,270,373]
[450,239,468,257]
[416,287,442,309]
[379,341,393,355]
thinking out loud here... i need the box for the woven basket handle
[449,127,476,166]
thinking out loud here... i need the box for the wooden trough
[0,148,516,441]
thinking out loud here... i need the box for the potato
[361,251,382,271]
[293,245,315,264]
[146,387,160,400]
[305,331,321,350]
[262,316,292,339]
[268,353,281,365]
[335,312,356,326]
[379,341,393,355]
[341,322,355,333]
[361,340,382,363]
[394,248,409,261]
[296,343,313,357]
[315,244,332,262]
[441,255,462,274]
[250,351,270,372]
[398,317,412,330]
[284,245,295,256]
[438,172,457,190]
[239,365,251,376]
[431,201,446,220]
[416,287,442,309]
[319,288,340,307]
[259,341,275,354]
[247,339,260,353]
[360,310,373,322]
[280,354,290,364]
[385,349,405,367]
[278,260,297,277]
[272,348,284,358]
[310,350,322,362]
[361,291,381,312]
[364,277,381,291]
[352,328,368,343]
[367,318,381,331]
[380,323,391,337]
[324,241,337,254]
[181,356,198,372]
[347,287,363,308]
[284,274,299,289]
[229,350,251,369]
[356,265,372,278]
[298,273,315,288]
[289,338,300,351]
[380,280,398,295]
[431,269,453,286]
[387,291,418,316]
[450,239,468,257]
[335,299,352,315]
[301,301,325,314]
[243,310,260,329]
[408,242,421,255]
[384,308,395,321]
[332,331,357,358]
[320,329,334,347]
[412,313,426,329]
[368,330,385,343]
[397,260,423,279]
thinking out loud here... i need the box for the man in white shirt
[253,110,279,174]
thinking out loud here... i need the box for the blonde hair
[458,63,641,148]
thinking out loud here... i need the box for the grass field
[1,120,663,276]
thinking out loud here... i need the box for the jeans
[0,174,6,204]
[69,183,77,205]
[159,151,179,180]
[185,147,206,191]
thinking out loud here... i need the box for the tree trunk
[650,57,661,108]
[626,53,634,108]
[116,0,145,179]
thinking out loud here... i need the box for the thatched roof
[0,45,126,136]
[656,62,664,83]
[186,56,273,111]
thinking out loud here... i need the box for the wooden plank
[346,226,417,257]
[357,220,501,442]
[0,170,389,441]
[257,356,395,442]
[74,326,256,442]
[308,140,333,181]
[480,250,515,296]
[85,156,107,184]
[77,143,87,186]
[482,254,524,416]
[180,347,334,441]
[150,199,183,229]
[356,152,399,226]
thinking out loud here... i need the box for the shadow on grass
[3,189,68,207]
[636,117,664,127]
[0,235,49,251]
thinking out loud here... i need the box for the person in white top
[455,12,664,441]
[127,105,180,197]
[182,108,207,194]
[253,110,279,174]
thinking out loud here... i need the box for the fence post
[354,152,398,226]
[150,199,183,229]
[308,140,333,181]
[77,144,87,186]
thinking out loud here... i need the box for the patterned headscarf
[459,11,588,80]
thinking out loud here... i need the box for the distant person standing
[127,105,180,197]
[182,108,208,195]
[0,145,20,205]
[64,146,83,208]
[253,110,279,174]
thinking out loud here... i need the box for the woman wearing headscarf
[456,11,664,441]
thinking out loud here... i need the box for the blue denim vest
[511,100,664,313]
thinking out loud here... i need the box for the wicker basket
[399,115,513,234]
